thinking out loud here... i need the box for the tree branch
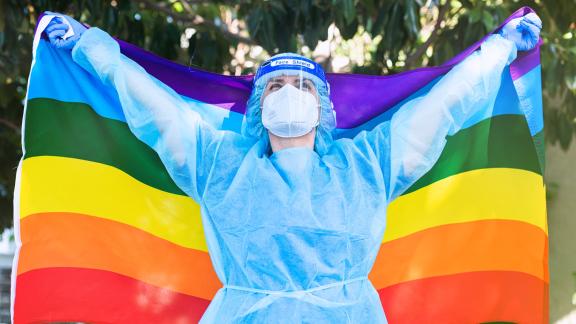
[0,118,20,134]
[135,0,256,45]
[404,3,450,69]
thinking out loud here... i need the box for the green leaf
[404,0,420,37]
[482,11,494,31]
[172,2,184,13]
[342,0,356,25]
[469,8,481,24]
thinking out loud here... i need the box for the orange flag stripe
[19,212,547,299]
[18,212,221,300]
[370,219,549,288]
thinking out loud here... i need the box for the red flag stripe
[379,270,548,324]
[15,268,211,324]
[16,268,547,323]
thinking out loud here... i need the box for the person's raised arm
[44,13,225,202]
[351,13,541,201]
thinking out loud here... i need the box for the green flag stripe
[24,98,541,198]
[404,114,541,195]
[24,98,185,196]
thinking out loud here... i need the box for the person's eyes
[269,83,282,90]
[295,81,313,91]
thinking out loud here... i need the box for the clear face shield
[254,55,329,138]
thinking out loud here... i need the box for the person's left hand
[500,12,542,51]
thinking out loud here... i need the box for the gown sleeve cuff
[71,27,121,86]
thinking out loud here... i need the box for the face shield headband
[253,55,329,93]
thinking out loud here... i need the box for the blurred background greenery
[0,0,574,322]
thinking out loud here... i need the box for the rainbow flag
[12,7,547,323]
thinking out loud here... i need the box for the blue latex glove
[500,12,542,51]
[44,11,87,50]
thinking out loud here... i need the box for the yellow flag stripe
[20,156,208,251]
[385,168,547,242]
[21,156,547,250]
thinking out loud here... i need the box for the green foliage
[0,0,574,232]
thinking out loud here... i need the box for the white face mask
[261,84,319,138]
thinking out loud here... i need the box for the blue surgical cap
[243,53,337,155]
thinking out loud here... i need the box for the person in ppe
[44,11,541,323]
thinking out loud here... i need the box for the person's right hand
[44,11,87,50]
[499,13,542,51]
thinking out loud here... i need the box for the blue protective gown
[71,28,517,323]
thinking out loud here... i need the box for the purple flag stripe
[510,46,541,81]
[38,7,539,128]
[119,40,253,114]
